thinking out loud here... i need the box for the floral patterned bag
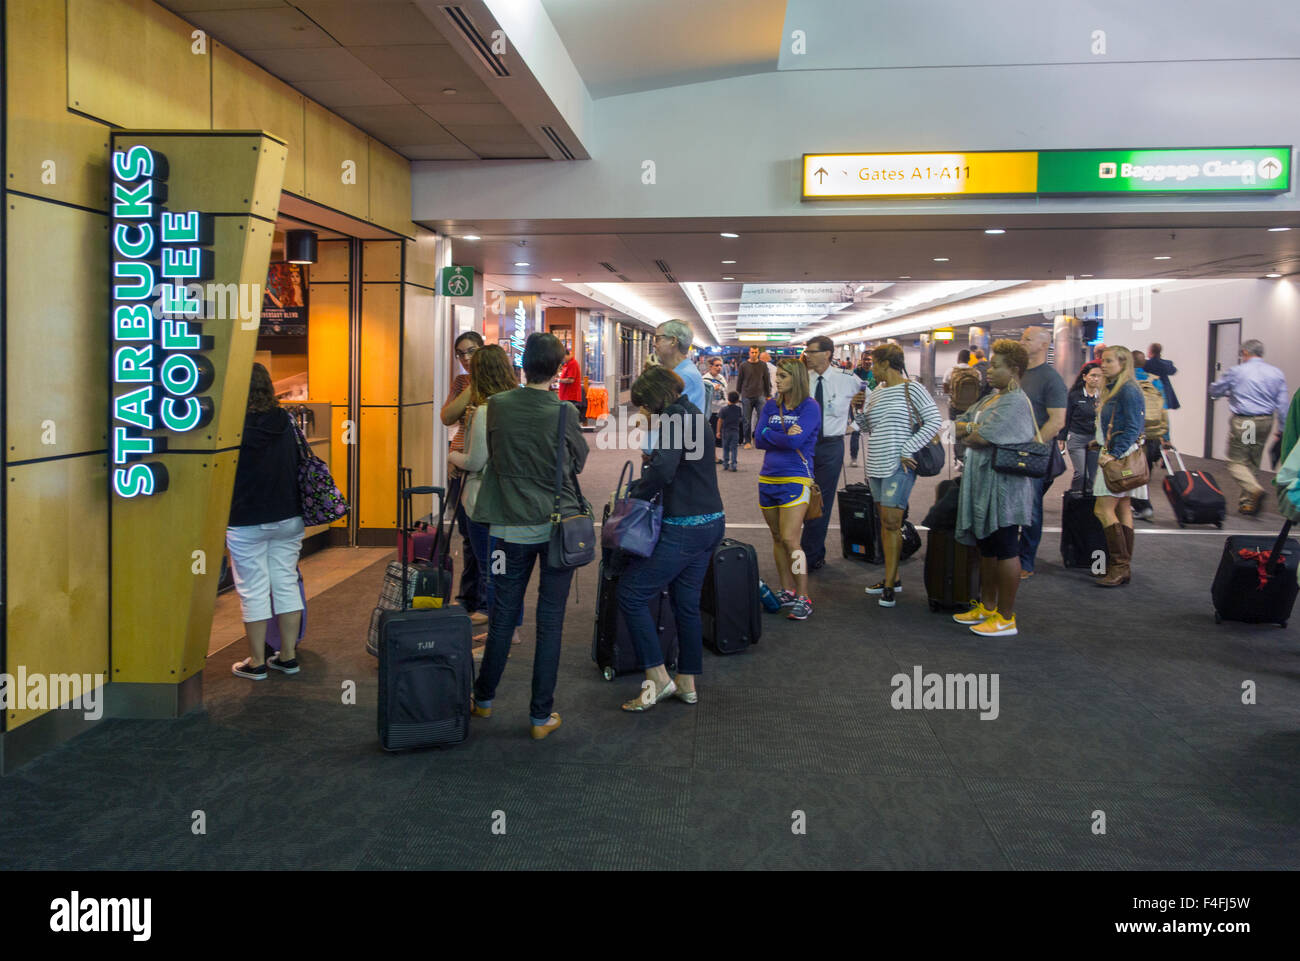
[293,419,349,526]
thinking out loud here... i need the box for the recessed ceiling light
[933,257,949,262]
[898,275,911,279]
[722,260,736,264]
[984,228,1005,235]
[1266,272,1282,278]
[1153,255,1172,260]
[461,234,480,241]
[722,277,734,281]
[514,261,530,267]
[1267,226,1291,232]
[720,232,739,238]
[551,277,564,282]
[1080,273,1094,278]
[442,88,458,95]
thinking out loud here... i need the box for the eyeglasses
[802,349,829,355]
[455,346,479,359]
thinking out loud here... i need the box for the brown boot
[1122,525,1135,560]
[1097,524,1130,587]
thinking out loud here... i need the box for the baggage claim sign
[111,145,215,498]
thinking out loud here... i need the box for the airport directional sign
[802,147,1292,199]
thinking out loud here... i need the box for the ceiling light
[933,257,949,262]
[720,232,739,238]
[442,88,458,95]
[899,276,911,279]
[551,277,564,282]
[1153,255,1171,260]
[1266,273,1282,278]
[722,260,736,264]
[461,234,480,241]
[984,228,1005,235]
[514,261,530,267]
[1267,226,1291,232]
[1080,273,1094,278]
[722,276,734,281]
[286,229,317,264]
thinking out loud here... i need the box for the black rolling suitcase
[924,529,978,611]
[592,560,679,680]
[1211,522,1299,627]
[1161,448,1226,528]
[367,480,453,656]
[1061,449,1107,569]
[839,482,883,563]
[701,537,762,654]
[377,484,474,750]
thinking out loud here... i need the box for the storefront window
[585,313,605,382]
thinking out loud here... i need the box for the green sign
[1039,147,1290,194]
[440,265,474,297]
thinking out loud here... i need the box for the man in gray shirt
[1017,327,1068,577]
[736,345,771,448]
[1209,339,1290,515]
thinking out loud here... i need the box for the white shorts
[226,516,305,622]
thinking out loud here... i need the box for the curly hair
[991,339,1030,379]
[247,362,278,413]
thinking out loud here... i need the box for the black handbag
[902,380,945,477]
[546,403,596,569]
[991,393,1051,478]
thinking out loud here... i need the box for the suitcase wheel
[602,667,615,681]
[1214,612,1222,624]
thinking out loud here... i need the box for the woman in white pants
[228,363,306,680]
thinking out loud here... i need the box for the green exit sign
[440,265,474,297]
[1039,147,1291,194]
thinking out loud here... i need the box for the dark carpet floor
[2,436,1299,870]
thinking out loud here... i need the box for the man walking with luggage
[737,346,771,448]
[801,336,868,571]
[1209,339,1290,515]
[1016,327,1068,578]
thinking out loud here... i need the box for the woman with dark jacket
[1143,343,1180,410]
[1062,361,1103,490]
[469,332,589,740]
[228,363,305,680]
[1093,346,1147,588]
[617,367,725,712]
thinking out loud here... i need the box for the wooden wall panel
[402,283,436,406]
[359,407,398,529]
[401,403,434,490]
[404,232,440,289]
[360,283,401,405]
[307,282,350,406]
[329,405,350,527]
[212,41,306,196]
[313,239,351,283]
[363,240,401,283]
[111,451,236,683]
[5,197,108,461]
[66,0,210,130]
[6,455,109,728]
[5,0,112,211]
[303,100,369,220]
[368,139,415,238]
[126,132,285,221]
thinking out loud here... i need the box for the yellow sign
[933,329,955,342]
[803,152,1039,199]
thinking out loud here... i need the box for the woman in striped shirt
[853,344,942,607]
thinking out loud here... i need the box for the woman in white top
[852,344,942,608]
[448,345,522,642]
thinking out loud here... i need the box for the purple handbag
[293,419,349,527]
[601,459,662,558]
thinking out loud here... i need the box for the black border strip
[2,0,9,732]
[397,241,405,521]
[7,450,109,468]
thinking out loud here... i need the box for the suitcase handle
[1268,520,1294,574]
[1160,446,1186,475]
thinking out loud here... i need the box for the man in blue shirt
[1209,339,1290,515]
[643,320,706,461]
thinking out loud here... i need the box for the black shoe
[810,558,825,571]
[267,654,300,675]
[232,658,267,680]
[878,587,897,608]
[864,580,901,595]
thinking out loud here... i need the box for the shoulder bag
[602,459,663,557]
[991,393,1052,478]
[1101,405,1150,493]
[292,416,349,527]
[902,380,945,477]
[781,400,823,519]
[547,403,596,569]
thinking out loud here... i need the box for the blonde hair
[1099,345,1136,407]
[775,357,810,409]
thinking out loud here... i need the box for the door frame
[1205,318,1242,459]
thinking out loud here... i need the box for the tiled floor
[207,547,394,656]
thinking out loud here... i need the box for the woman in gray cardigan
[952,339,1038,638]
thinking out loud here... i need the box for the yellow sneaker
[952,602,995,625]
[971,614,1018,637]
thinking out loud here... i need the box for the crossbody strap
[551,402,587,521]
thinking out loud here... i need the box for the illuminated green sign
[111,144,215,499]
[1037,147,1291,194]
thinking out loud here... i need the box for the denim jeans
[740,396,764,444]
[464,518,522,628]
[447,473,483,612]
[800,434,844,568]
[1018,475,1047,571]
[616,517,724,676]
[849,430,861,461]
[723,430,740,468]
[472,539,574,723]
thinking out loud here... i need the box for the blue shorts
[759,476,810,510]
[868,466,916,509]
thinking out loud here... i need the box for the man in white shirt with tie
[801,335,868,570]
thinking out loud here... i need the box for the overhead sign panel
[803,147,1292,198]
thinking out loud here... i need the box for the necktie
[815,375,825,433]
